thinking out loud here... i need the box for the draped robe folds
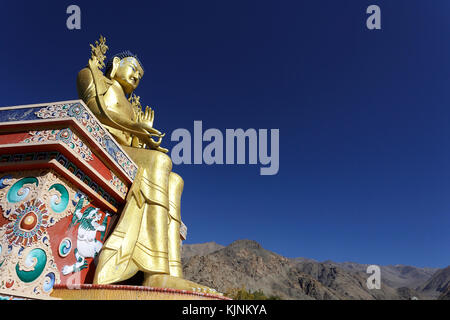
[94,147,173,284]
[77,64,185,285]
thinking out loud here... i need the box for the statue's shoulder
[76,68,95,101]
[77,67,113,101]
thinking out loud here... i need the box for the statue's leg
[133,201,170,274]
[140,171,221,294]
[94,247,139,284]
[167,172,184,278]
[93,189,144,284]
[142,274,220,295]
[121,147,173,278]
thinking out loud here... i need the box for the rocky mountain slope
[181,239,444,300]
[181,242,224,259]
[324,261,438,289]
[438,289,450,300]
[418,266,450,299]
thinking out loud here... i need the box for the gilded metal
[168,172,184,278]
[77,36,216,293]
[77,35,166,151]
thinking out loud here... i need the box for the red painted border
[0,159,118,213]
[0,118,135,184]
[0,141,126,204]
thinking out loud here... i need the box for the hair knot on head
[105,50,144,75]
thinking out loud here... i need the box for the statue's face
[113,57,144,95]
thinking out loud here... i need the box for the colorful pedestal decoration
[0,100,221,300]
[0,100,201,300]
[0,100,136,299]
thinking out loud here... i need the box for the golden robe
[76,67,184,284]
[94,147,184,284]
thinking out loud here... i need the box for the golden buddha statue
[76,36,216,293]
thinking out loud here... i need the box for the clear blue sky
[1,1,449,268]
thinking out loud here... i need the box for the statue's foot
[143,274,222,295]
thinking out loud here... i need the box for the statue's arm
[77,68,142,132]
[77,67,104,118]
[77,66,167,152]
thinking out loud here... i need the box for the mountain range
[181,240,449,300]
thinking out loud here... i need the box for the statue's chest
[104,86,136,121]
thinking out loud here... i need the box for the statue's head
[105,51,144,95]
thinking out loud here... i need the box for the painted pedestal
[0,100,218,300]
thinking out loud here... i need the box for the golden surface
[50,286,227,300]
[168,173,184,278]
[77,36,166,152]
[77,36,218,294]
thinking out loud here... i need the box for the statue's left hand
[155,146,169,153]
[141,131,169,153]
[137,106,157,133]
[133,106,168,153]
